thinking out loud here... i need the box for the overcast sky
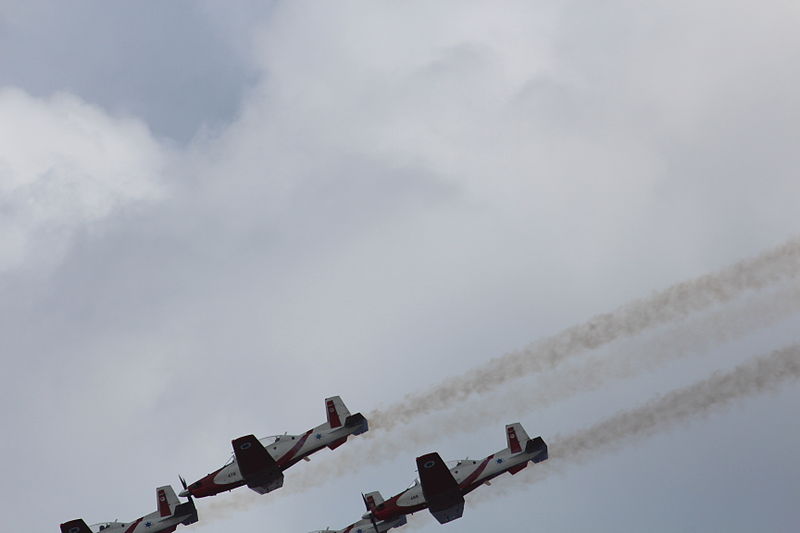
[1,2,799,532]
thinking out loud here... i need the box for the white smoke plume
[367,237,800,431]
[474,343,800,504]
[309,344,800,532]
[283,281,800,485]
[197,307,800,522]
[404,282,800,438]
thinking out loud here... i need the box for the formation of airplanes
[311,423,548,533]
[60,396,549,533]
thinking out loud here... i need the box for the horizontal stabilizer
[345,412,369,435]
[60,520,92,533]
[526,436,548,463]
[174,500,199,525]
[508,462,528,475]
[327,437,348,450]
[384,514,408,530]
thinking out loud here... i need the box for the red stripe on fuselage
[372,492,427,521]
[188,467,246,498]
[277,430,313,467]
[124,518,143,533]
[462,466,513,496]
[458,455,494,491]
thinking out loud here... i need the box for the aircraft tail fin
[363,490,385,511]
[325,396,351,429]
[60,519,92,533]
[156,486,181,517]
[157,484,198,524]
[505,423,530,454]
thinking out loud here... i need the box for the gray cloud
[2,2,800,532]
[0,1,265,142]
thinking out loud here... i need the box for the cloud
[0,1,260,141]
[0,88,165,274]
[2,2,800,532]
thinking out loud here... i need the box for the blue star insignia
[315,433,322,439]
[496,458,504,464]
[145,522,152,528]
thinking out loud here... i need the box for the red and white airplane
[310,492,408,533]
[181,396,368,498]
[325,423,547,532]
[60,485,197,533]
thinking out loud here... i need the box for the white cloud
[0,88,165,273]
[2,2,800,532]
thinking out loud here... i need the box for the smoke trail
[196,286,800,520]
[282,282,800,485]
[474,343,800,503]
[302,344,800,533]
[368,238,800,431]
[395,282,800,438]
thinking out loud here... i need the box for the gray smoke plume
[198,336,800,522]
[401,282,800,437]
[370,344,800,532]
[202,344,800,526]
[284,282,800,485]
[196,274,800,522]
[473,343,800,504]
[553,344,800,466]
[367,238,800,431]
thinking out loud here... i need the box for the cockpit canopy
[259,435,283,446]
[89,523,125,532]
[405,478,421,490]
[404,458,477,487]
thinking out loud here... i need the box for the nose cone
[179,489,190,497]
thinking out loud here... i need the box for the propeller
[361,493,381,533]
[179,475,193,501]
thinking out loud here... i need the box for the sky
[1,1,799,532]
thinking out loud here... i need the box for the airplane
[353,423,547,530]
[310,492,408,533]
[60,484,197,533]
[181,395,369,498]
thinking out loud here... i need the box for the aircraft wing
[232,434,284,494]
[60,519,92,533]
[416,452,465,524]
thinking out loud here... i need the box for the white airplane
[350,423,547,530]
[181,396,368,498]
[60,485,197,533]
[310,492,407,533]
